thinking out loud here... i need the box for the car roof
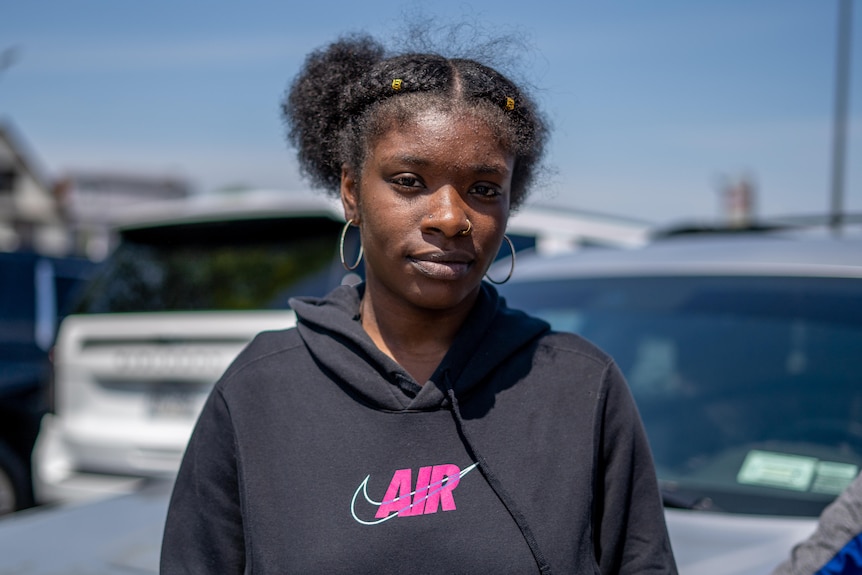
[112,189,344,232]
[509,231,862,280]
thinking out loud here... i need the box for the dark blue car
[0,251,94,514]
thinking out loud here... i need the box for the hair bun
[283,34,385,191]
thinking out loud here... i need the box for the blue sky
[1,1,860,225]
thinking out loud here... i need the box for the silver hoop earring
[339,219,364,271]
[485,235,515,285]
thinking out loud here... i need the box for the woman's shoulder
[495,296,617,372]
[247,326,304,354]
[216,327,307,391]
[535,329,616,368]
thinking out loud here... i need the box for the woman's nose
[421,186,470,237]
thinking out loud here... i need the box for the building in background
[720,175,757,228]
[0,119,191,260]
[53,171,191,260]
[0,121,66,255]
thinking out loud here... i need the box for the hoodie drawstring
[443,373,553,575]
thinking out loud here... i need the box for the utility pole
[830,0,853,235]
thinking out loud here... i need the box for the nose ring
[458,219,473,237]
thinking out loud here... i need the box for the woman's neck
[359,289,476,385]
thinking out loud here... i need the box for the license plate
[148,382,198,419]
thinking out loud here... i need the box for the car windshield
[500,275,862,517]
[74,216,345,313]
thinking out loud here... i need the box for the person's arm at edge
[770,471,862,575]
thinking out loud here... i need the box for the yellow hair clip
[391,78,403,91]
[505,97,515,111]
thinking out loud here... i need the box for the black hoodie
[161,283,676,574]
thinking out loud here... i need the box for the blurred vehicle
[0,250,94,515]
[496,224,862,574]
[32,191,350,504]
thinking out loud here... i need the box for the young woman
[160,33,677,574]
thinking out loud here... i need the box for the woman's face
[341,108,513,313]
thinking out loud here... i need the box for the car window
[0,257,36,346]
[73,216,344,313]
[500,275,862,517]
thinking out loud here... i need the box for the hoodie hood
[289,282,550,412]
[291,282,557,573]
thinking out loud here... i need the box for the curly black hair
[282,33,548,210]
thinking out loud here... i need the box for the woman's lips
[409,252,473,280]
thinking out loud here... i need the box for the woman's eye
[471,185,501,198]
[390,175,423,189]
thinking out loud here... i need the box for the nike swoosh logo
[350,462,479,526]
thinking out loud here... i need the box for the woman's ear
[340,165,359,223]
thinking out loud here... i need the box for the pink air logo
[350,462,479,525]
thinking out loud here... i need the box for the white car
[496,226,862,574]
[33,191,350,504]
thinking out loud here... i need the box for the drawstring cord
[443,373,553,575]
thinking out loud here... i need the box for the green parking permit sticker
[811,462,859,495]
[737,450,818,491]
